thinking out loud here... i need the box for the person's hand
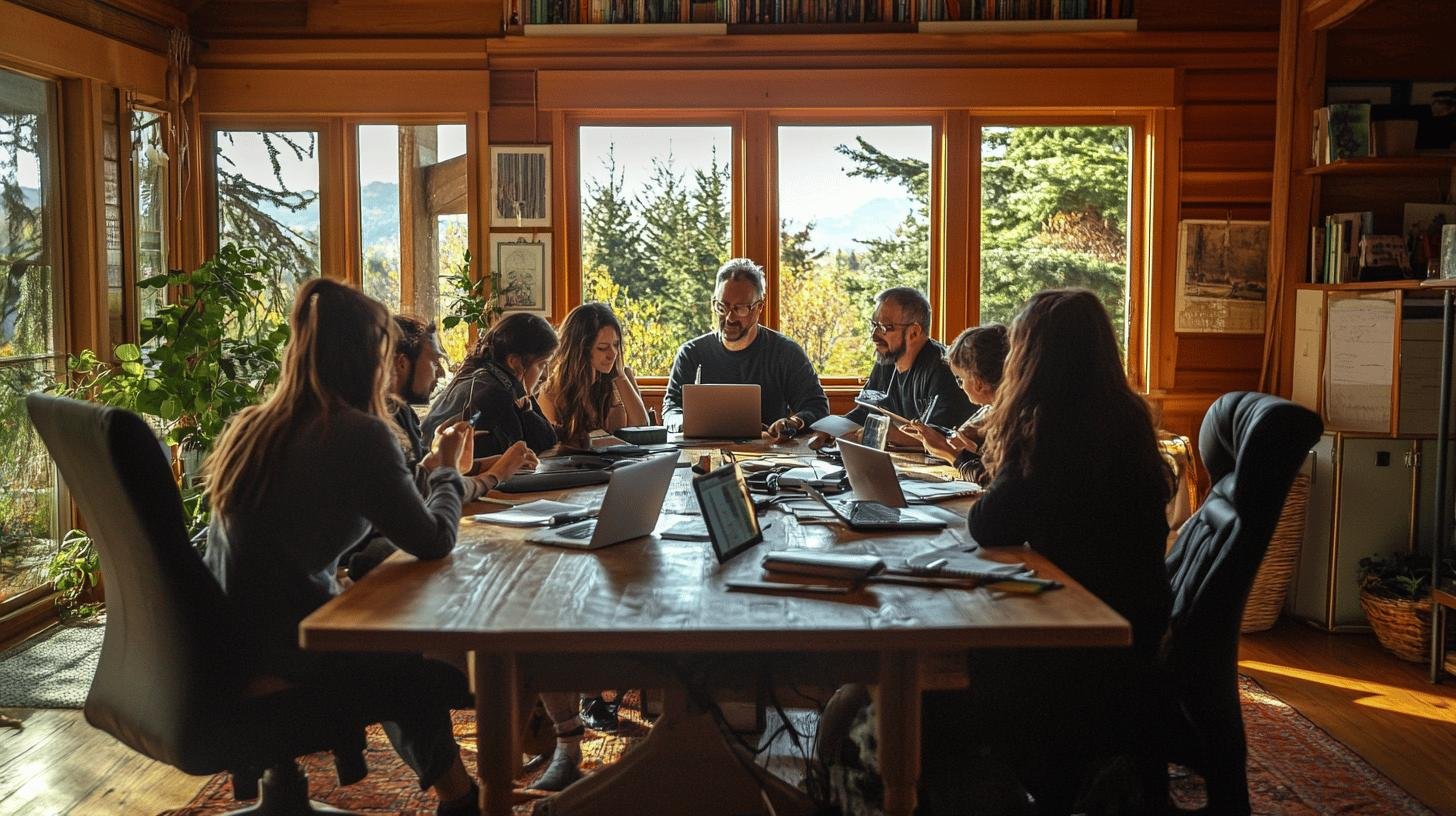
[766,416,805,443]
[951,426,980,454]
[903,421,957,465]
[432,420,473,472]
[488,441,532,482]
[454,425,476,473]
[805,431,833,450]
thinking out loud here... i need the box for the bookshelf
[1271,0,1456,678]
[508,0,1135,30]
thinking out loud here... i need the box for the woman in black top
[204,279,496,815]
[922,289,1173,815]
[423,313,560,458]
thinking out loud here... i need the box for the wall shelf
[917,18,1135,33]
[1304,156,1456,177]
[1295,279,1430,291]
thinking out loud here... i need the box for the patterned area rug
[164,679,1432,815]
[0,621,104,709]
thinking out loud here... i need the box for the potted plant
[1357,551,1452,661]
[46,529,101,620]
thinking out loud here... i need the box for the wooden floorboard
[0,619,1450,814]
[1239,619,1456,816]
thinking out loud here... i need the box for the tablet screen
[693,463,762,563]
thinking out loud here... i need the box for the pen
[919,395,940,424]
[694,364,702,385]
[475,496,521,507]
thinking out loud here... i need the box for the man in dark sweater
[808,287,973,448]
[662,258,829,439]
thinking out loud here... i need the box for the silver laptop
[839,439,979,507]
[527,453,678,549]
[682,383,762,439]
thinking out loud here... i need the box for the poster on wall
[489,233,551,315]
[489,145,551,228]
[1174,219,1269,334]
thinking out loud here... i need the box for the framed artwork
[488,145,551,228]
[1174,220,1270,335]
[489,233,551,314]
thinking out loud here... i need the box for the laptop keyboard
[843,502,900,523]
[558,522,596,540]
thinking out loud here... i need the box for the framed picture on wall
[489,232,551,315]
[1174,219,1269,334]
[488,145,551,228]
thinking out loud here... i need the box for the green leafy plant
[63,244,292,536]
[1358,552,1454,600]
[441,250,522,336]
[46,528,100,619]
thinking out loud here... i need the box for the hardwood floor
[1,619,1452,815]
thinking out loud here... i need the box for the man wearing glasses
[662,257,828,440]
[808,287,973,448]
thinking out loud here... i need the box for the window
[979,125,1133,354]
[777,124,932,377]
[132,108,168,327]
[0,68,61,605]
[214,129,321,318]
[103,92,125,346]
[357,124,469,361]
[578,125,733,376]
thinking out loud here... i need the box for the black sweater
[843,340,974,430]
[422,360,558,458]
[662,327,829,426]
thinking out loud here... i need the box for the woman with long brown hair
[537,302,649,447]
[930,288,1172,815]
[204,278,508,815]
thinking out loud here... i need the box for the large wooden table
[300,440,1130,816]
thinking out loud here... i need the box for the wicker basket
[1359,590,1433,662]
[1240,473,1311,633]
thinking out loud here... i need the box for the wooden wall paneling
[1180,170,1275,203]
[743,110,772,309]
[1126,113,1151,393]
[535,68,1177,111]
[1136,0,1280,31]
[179,98,207,272]
[303,0,500,36]
[196,69,490,116]
[60,78,107,358]
[1180,70,1278,103]
[1152,104,1181,393]
[0,1,167,97]
[339,119,362,287]
[195,37,491,71]
[5,0,173,54]
[1180,103,1277,141]
[1182,139,1275,171]
[940,110,971,339]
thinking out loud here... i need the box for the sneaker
[579,696,619,733]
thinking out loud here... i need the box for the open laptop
[802,484,946,532]
[527,453,677,549]
[682,383,762,439]
[839,439,979,507]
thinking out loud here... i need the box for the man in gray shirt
[662,258,828,440]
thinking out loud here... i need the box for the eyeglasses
[868,321,914,334]
[712,300,763,318]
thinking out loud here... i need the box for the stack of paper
[472,500,588,527]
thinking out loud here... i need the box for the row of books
[1309,211,1417,284]
[523,0,1129,23]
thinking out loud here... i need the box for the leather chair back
[1162,391,1321,814]
[27,393,243,774]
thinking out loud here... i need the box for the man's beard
[874,340,903,365]
[719,316,746,341]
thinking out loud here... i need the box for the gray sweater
[662,327,829,427]
[204,407,468,671]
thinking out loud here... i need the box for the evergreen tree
[834,137,930,302]
[582,145,649,298]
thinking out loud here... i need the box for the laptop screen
[862,413,890,451]
[693,463,762,563]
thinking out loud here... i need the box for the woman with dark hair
[537,302,649,448]
[904,323,1008,484]
[423,312,560,458]
[204,278,499,816]
[930,288,1173,815]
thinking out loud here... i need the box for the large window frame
[566,107,1155,390]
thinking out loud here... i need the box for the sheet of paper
[1323,295,1395,432]
[472,499,586,527]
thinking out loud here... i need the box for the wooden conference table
[300,438,1130,816]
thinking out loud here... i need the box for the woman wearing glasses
[661,258,828,440]
[537,302,649,448]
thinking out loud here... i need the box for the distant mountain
[359,181,399,247]
[797,197,916,255]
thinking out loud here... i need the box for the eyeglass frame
[868,320,916,335]
[711,299,765,318]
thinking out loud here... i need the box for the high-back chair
[27,393,380,814]
[1158,392,1322,814]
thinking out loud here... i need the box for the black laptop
[802,485,947,532]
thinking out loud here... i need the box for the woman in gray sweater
[204,278,516,816]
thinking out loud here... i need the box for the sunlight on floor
[1239,659,1456,723]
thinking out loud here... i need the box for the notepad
[472,499,588,527]
[903,547,1028,580]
